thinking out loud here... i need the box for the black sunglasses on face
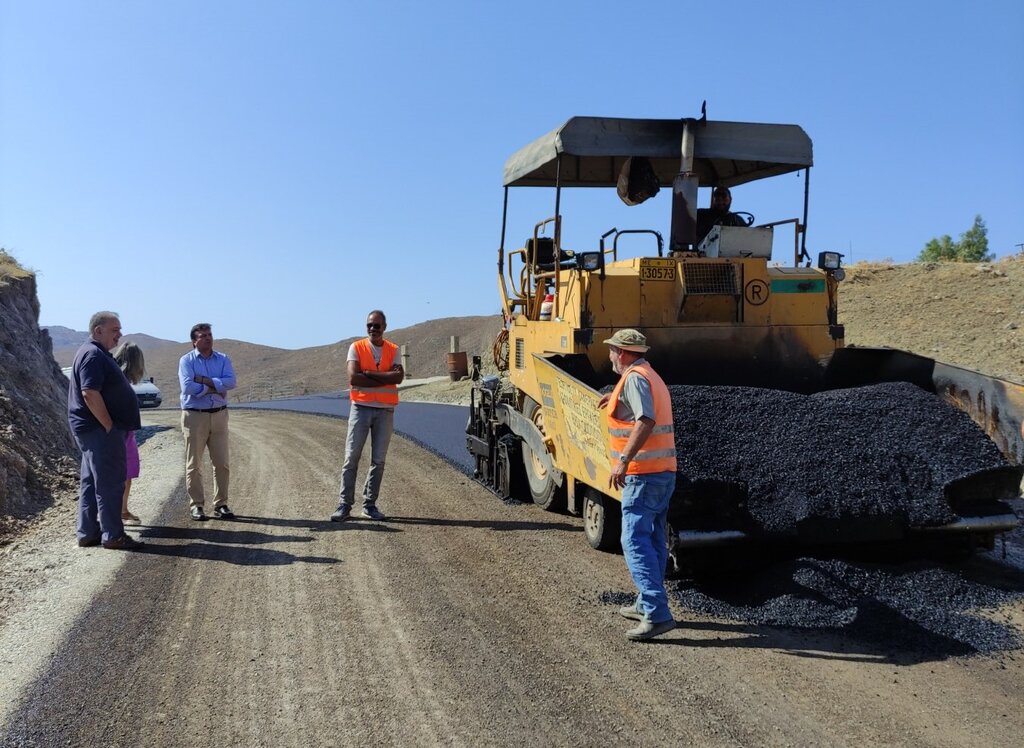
[367,323,382,330]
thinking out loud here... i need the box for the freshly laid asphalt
[234,390,474,473]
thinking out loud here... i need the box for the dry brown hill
[839,256,1023,382]
[52,315,504,403]
[47,258,1024,404]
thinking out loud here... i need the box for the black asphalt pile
[670,381,1010,533]
[600,556,1024,657]
[663,557,1024,657]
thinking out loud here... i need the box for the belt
[186,406,227,413]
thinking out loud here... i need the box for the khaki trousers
[181,408,230,509]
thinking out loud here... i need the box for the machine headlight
[578,252,602,271]
[833,268,846,282]
[817,251,844,271]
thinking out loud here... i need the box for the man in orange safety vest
[598,328,678,641]
[331,309,404,522]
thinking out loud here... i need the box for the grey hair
[367,309,387,324]
[113,340,146,384]
[88,311,119,334]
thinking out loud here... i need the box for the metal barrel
[447,352,469,382]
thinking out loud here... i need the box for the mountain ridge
[48,315,504,402]
[44,256,1024,404]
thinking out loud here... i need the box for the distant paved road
[234,391,473,473]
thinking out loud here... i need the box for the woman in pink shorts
[113,341,146,523]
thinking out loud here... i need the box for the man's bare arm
[348,360,404,388]
[82,389,113,433]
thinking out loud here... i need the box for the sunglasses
[367,323,382,330]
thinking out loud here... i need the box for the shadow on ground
[135,523,337,565]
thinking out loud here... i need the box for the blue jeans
[74,427,127,543]
[620,472,676,624]
[338,404,394,508]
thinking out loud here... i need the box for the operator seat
[527,237,576,272]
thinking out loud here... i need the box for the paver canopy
[503,117,813,189]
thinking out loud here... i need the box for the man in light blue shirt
[178,322,237,521]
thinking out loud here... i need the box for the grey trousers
[338,404,394,508]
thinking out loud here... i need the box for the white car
[132,378,162,408]
[61,366,162,408]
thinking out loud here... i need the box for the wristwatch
[619,454,629,463]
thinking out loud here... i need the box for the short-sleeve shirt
[347,341,393,409]
[67,340,141,434]
[348,341,384,367]
[610,359,656,423]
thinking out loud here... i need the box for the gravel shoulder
[1,409,1023,747]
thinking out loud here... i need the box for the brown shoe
[122,511,141,524]
[78,536,101,548]
[102,534,145,551]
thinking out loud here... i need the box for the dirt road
[2,410,1022,747]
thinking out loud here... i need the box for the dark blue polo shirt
[67,341,142,434]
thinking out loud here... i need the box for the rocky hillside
[0,254,77,532]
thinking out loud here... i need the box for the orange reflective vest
[349,338,400,407]
[606,361,677,474]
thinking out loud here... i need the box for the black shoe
[102,534,145,551]
[330,505,352,522]
[191,506,208,521]
[77,536,101,548]
[213,505,235,519]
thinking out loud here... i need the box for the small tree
[917,215,992,262]
[957,215,992,262]
[918,234,958,262]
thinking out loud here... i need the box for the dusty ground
[2,410,1023,747]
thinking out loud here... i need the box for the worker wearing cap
[598,328,678,641]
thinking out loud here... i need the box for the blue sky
[2,0,1021,349]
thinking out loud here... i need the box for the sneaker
[190,506,208,521]
[213,505,235,519]
[102,534,145,551]
[330,505,352,522]
[360,505,386,520]
[625,618,676,642]
[619,605,643,622]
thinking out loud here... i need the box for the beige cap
[603,328,650,353]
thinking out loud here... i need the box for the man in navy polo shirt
[67,311,144,550]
